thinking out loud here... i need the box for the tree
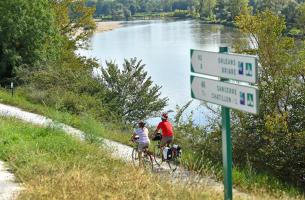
[161,0,174,12]
[0,0,61,84]
[296,3,305,33]
[198,0,217,18]
[233,10,305,188]
[215,0,230,20]
[51,0,96,49]
[228,0,249,20]
[206,0,217,18]
[129,4,137,15]
[281,1,298,25]
[100,58,168,123]
[123,7,132,20]
[256,0,290,13]
[111,2,124,20]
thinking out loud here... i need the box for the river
[79,20,242,125]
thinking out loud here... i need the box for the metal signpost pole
[221,106,232,200]
[219,47,232,200]
[11,82,14,97]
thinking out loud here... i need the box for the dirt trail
[0,103,251,199]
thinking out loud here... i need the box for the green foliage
[19,57,169,125]
[100,58,168,123]
[51,0,96,49]
[174,100,193,125]
[296,3,305,34]
[80,114,103,144]
[111,3,125,20]
[288,28,303,36]
[255,0,290,14]
[233,10,305,190]
[281,1,298,25]
[172,9,191,18]
[163,100,304,197]
[84,0,305,30]
[0,87,128,144]
[17,53,107,119]
[196,0,217,18]
[0,0,62,84]
[86,0,196,19]
[2,0,169,126]
[227,0,249,20]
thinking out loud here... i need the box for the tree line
[86,0,305,35]
[85,0,194,19]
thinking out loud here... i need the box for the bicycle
[131,136,154,170]
[152,133,182,172]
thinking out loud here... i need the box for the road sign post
[10,82,14,97]
[190,47,259,200]
[219,47,232,200]
[222,106,232,200]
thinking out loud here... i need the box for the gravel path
[0,103,251,199]
[0,161,21,200]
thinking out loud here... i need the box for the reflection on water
[79,20,242,125]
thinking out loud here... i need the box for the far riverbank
[95,21,123,33]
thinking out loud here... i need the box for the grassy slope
[0,88,130,144]
[0,88,304,199]
[0,117,215,199]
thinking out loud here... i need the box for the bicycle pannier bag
[172,144,182,156]
[163,147,172,160]
[152,133,162,141]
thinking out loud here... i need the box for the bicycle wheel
[153,144,163,166]
[131,148,138,166]
[143,151,153,170]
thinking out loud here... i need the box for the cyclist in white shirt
[131,121,150,166]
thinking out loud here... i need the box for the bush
[172,9,191,18]
[100,58,168,123]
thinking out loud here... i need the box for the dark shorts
[160,136,173,146]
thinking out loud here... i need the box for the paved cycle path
[0,103,251,199]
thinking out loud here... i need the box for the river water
[79,20,242,124]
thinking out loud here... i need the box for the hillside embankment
[0,103,300,200]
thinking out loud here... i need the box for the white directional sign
[191,76,259,114]
[191,49,258,83]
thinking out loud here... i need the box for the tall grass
[0,117,216,199]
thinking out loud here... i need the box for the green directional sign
[191,76,259,114]
[191,47,259,200]
[191,49,258,84]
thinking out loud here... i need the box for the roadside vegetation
[0,89,304,199]
[0,0,305,199]
[0,117,215,199]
